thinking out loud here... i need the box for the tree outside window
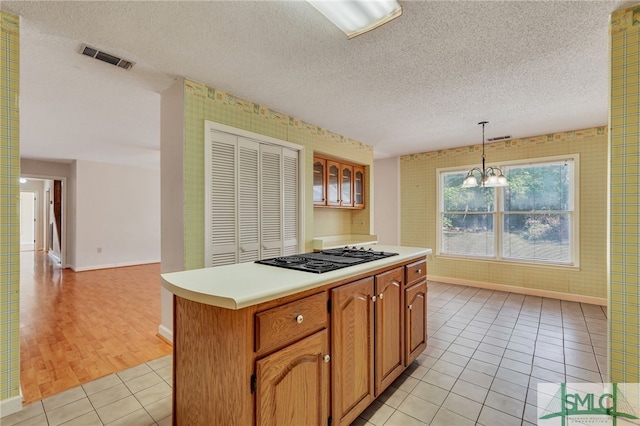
[439,158,575,265]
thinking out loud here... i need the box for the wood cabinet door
[354,166,364,208]
[313,157,327,205]
[340,164,354,207]
[326,160,341,206]
[405,281,427,365]
[374,267,404,395]
[331,277,375,426]
[256,330,329,426]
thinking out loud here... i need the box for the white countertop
[161,245,431,310]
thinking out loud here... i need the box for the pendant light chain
[461,121,508,188]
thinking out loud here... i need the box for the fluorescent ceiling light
[307,0,402,39]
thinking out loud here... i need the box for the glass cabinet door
[341,165,353,207]
[327,161,340,206]
[313,156,365,209]
[354,166,364,208]
[313,158,326,205]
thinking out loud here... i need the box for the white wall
[159,78,185,342]
[373,157,400,245]
[74,159,160,271]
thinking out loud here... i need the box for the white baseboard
[157,324,173,344]
[71,259,160,272]
[428,275,607,306]
[0,395,23,418]
[20,243,34,251]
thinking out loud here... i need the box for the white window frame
[436,154,580,268]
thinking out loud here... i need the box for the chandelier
[461,121,508,188]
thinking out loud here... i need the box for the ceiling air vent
[79,44,135,70]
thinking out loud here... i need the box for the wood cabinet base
[172,257,427,426]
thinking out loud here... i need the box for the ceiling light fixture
[307,0,402,39]
[462,121,508,188]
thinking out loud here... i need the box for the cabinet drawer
[405,259,426,286]
[255,292,327,355]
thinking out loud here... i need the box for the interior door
[238,138,260,263]
[20,192,36,251]
[205,130,238,266]
[260,144,283,259]
[282,148,299,256]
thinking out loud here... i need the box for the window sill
[435,254,581,271]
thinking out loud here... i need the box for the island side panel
[173,296,254,426]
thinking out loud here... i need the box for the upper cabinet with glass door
[354,166,364,208]
[313,155,365,209]
[313,157,327,206]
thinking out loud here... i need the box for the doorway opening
[19,176,65,266]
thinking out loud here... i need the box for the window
[439,157,577,266]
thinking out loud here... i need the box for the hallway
[19,252,172,404]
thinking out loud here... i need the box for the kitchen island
[162,245,431,426]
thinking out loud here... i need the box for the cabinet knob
[323,354,331,363]
[417,269,422,274]
[378,293,384,300]
[371,295,377,302]
[408,304,413,310]
[295,314,304,324]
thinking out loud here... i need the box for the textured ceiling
[3,1,627,168]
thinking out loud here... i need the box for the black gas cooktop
[255,247,399,274]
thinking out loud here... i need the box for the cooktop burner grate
[255,247,399,273]
[275,256,306,264]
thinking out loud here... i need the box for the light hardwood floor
[19,251,172,404]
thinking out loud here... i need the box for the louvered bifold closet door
[205,131,238,267]
[238,138,260,263]
[260,145,283,259]
[282,148,299,256]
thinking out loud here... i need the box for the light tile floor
[3,282,608,426]
[3,356,173,426]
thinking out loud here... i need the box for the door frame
[204,120,306,256]
[21,174,67,267]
